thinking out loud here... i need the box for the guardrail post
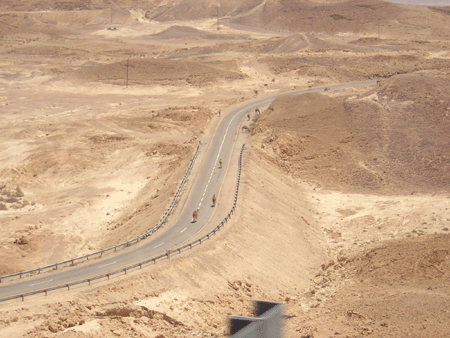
[21,295,24,302]
[0,144,233,293]
[0,147,202,285]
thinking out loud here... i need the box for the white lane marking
[197,109,243,210]
[29,279,53,287]
[195,83,376,210]
[153,242,165,249]
[98,261,117,268]
[181,227,187,233]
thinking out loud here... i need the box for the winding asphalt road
[0,81,376,301]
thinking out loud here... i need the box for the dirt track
[1,1,450,337]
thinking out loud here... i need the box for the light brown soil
[253,73,450,194]
[1,1,450,337]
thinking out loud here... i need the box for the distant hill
[0,0,161,11]
[144,0,263,21]
[150,25,246,40]
[144,0,450,37]
[1,0,449,38]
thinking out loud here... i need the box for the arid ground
[1,0,450,337]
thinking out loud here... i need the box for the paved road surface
[0,81,376,300]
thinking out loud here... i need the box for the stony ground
[1,0,450,337]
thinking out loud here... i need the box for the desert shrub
[13,186,24,197]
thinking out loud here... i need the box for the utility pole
[378,18,380,39]
[126,59,129,88]
[217,5,220,30]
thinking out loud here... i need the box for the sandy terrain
[1,0,450,337]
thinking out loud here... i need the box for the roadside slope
[0,143,328,338]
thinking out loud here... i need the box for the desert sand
[0,0,450,337]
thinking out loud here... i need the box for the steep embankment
[248,72,450,337]
[252,72,450,194]
[0,143,329,338]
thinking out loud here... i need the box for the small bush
[13,186,24,198]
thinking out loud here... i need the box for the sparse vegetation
[0,1,450,337]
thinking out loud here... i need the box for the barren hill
[253,72,450,194]
[0,0,161,11]
[142,0,450,39]
[72,58,245,86]
[2,0,450,39]
[150,25,246,40]
[144,0,263,21]
[1,0,450,337]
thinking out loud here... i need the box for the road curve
[0,81,376,300]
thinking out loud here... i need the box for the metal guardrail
[0,144,245,303]
[229,301,284,338]
[0,145,200,284]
